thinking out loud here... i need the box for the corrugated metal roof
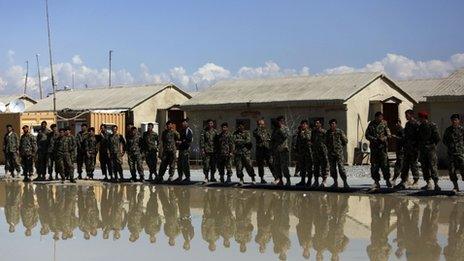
[426,69,464,100]
[26,83,186,112]
[0,94,36,105]
[182,72,387,107]
[398,78,443,102]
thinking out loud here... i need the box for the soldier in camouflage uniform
[127,185,145,242]
[35,121,50,181]
[21,183,38,237]
[216,122,235,183]
[395,110,420,189]
[311,119,329,187]
[391,120,405,184]
[47,124,59,180]
[325,119,349,188]
[417,112,441,191]
[143,187,162,244]
[126,127,144,181]
[366,112,392,189]
[109,125,126,181]
[253,119,273,183]
[156,121,180,183]
[296,120,313,187]
[200,119,218,182]
[83,127,98,179]
[97,124,112,181]
[176,187,195,250]
[3,124,21,177]
[58,128,77,182]
[142,123,159,181]
[233,121,256,184]
[19,125,37,182]
[443,114,464,192]
[5,182,22,233]
[75,124,88,179]
[271,116,291,186]
[53,129,66,181]
[176,118,193,182]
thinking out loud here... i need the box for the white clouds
[7,50,15,63]
[72,55,83,65]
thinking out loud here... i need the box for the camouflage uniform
[35,127,50,178]
[127,186,145,242]
[253,126,274,179]
[21,184,38,236]
[97,131,112,179]
[400,119,420,182]
[56,135,77,180]
[158,129,180,178]
[271,126,291,181]
[126,132,144,180]
[143,188,162,243]
[200,128,218,180]
[3,131,21,175]
[176,188,194,250]
[177,127,193,180]
[19,132,37,178]
[76,130,88,178]
[418,121,440,183]
[325,128,348,182]
[216,130,235,179]
[443,125,464,182]
[366,120,391,182]
[5,182,21,233]
[108,133,126,180]
[83,134,98,178]
[312,127,329,181]
[392,125,405,181]
[142,130,159,179]
[47,130,59,178]
[233,130,255,180]
[296,128,313,184]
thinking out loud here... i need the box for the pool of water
[0,181,462,261]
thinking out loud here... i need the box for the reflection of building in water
[2,182,464,260]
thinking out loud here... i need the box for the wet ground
[0,166,463,260]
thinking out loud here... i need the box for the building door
[382,102,399,152]
[168,109,184,131]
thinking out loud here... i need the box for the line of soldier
[5,182,461,260]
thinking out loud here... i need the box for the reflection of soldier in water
[367,197,392,261]
[235,190,255,254]
[327,194,349,261]
[271,191,291,261]
[394,198,420,259]
[218,189,236,249]
[444,202,464,260]
[110,185,126,240]
[143,187,162,244]
[62,186,78,240]
[127,185,145,243]
[5,182,22,233]
[176,187,194,251]
[255,191,273,254]
[295,194,313,259]
[36,184,52,236]
[21,183,38,237]
[416,201,441,261]
[101,185,111,239]
[202,189,220,251]
[159,187,180,246]
[313,194,330,260]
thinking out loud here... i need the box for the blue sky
[1,0,464,95]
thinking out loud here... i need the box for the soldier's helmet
[208,242,216,252]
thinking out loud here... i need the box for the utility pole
[45,0,57,114]
[108,50,113,87]
[24,61,29,94]
[36,54,43,99]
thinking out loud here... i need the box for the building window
[236,119,251,130]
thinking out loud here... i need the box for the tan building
[182,72,416,164]
[26,83,191,132]
[398,78,442,112]
[0,94,36,112]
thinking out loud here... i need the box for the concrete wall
[131,87,190,128]
[429,99,464,166]
[345,78,415,164]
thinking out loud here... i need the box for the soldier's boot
[48,174,53,181]
[23,173,31,182]
[77,173,83,180]
[275,178,283,186]
[148,173,153,181]
[370,181,380,191]
[260,176,267,184]
[411,179,419,189]
[296,176,306,187]
[330,178,338,188]
[60,173,66,183]
[139,174,144,182]
[394,180,407,190]
[174,175,183,183]
[130,174,137,182]
[69,175,76,183]
[320,177,327,188]
[219,176,225,183]
[239,177,244,185]
[182,175,191,183]
[209,174,217,183]
[342,179,350,189]
[386,179,393,188]
[421,180,434,191]
[55,174,59,180]
[452,181,459,193]
[306,175,313,187]
[433,180,441,191]
[251,176,256,184]
[285,177,291,186]
[312,177,319,188]
[226,175,232,183]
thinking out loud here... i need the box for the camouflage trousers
[202,153,217,179]
[393,152,404,180]
[328,153,347,181]
[128,153,144,178]
[35,150,48,177]
[85,153,97,176]
[234,153,255,179]
[4,151,20,174]
[77,151,85,175]
[400,148,420,182]
[177,150,190,179]
[419,145,439,182]
[217,155,233,178]
[256,147,273,178]
[145,150,158,176]
[55,154,74,180]
[448,153,464,182]
[159,151,176,178]
[298,152,313,181]
[273,150,290,180]
[313,147,328,179]
[370,147,390,182]
[110,152,124,179]
[99,152,112,178]
[48,154,55,176]
[21,155,34,176]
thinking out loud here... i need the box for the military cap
[450,114,460,120]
